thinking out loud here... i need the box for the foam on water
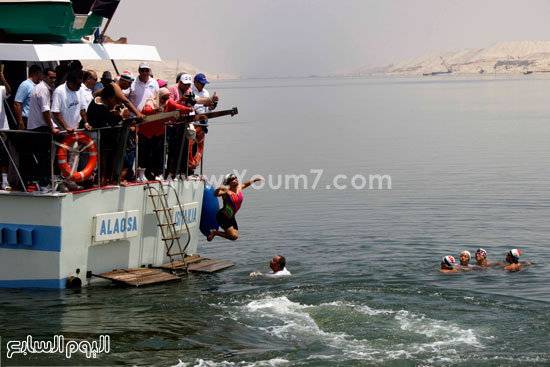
[240,296,484,363]
[171,358,290,367]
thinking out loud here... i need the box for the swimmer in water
[440,255,460,273]
[250,255,291,277]
[503,249,531,272]
[475,248,502,267]
[459,251,471,266]
[207,174,265,242]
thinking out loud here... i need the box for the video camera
[184,91,196,106]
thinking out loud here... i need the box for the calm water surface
[1,76,549,366]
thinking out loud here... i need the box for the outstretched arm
[242,177,265,189]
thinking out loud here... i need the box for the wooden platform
[156,254,208,270]
[156,255,234,273]
[95,255,234,286]
[187,259,234,273]
[95,268,181,287]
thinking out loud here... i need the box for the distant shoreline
[337,41,550,77]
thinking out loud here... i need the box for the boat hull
[0,179,204,288]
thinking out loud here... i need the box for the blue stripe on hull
[0,278,66,289]
[0,223,62,252]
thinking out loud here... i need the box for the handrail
[0,107,238,193]
[165,183,192,254]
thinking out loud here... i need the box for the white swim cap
[460,251,471,258]
[476,248,487,257]
[508,249,521,260]
[223,174,237,185]
[442,255,455,268]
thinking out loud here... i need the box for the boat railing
[0,107,238,194]
[0,121,198,193]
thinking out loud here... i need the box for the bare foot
[120,180,129,186]
[207,229,215,242]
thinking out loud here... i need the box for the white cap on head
[179,74,193,84]
[442,255,455,268]
[460,251,471,258]
[139,62,151,70]
[476,248,487,257]
[120,70,134,82]
[508,249,521,259]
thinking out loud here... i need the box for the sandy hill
[344,41,550,76]
[82,60,239,83]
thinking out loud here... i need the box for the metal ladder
[145,181,191,273]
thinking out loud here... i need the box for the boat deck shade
[0,43,161,62]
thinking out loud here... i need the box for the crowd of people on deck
[0,60,220,193]
[440,248,531,273]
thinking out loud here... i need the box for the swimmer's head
[459,251,471,265]
[475,248,487,263]
[506,249,521,264]
[441,255,455,269]
[476,248,487,258]
[223,174,238,186]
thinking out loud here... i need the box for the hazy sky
[108,0,550,77]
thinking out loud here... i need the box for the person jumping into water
[207,174,265,241]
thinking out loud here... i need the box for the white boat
[0,42,226,288]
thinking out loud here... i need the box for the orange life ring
[188,126,204,170]
[57,132,97,182]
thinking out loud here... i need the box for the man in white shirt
[80,70,97,110]
[51,72,89,192]
[27,68,57,132]
[26,68,58,192]
[126,62,159,117]
[0,71,12,190]
[51,72,88,132]
[250,255,292,277]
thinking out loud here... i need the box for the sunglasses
[227,176,237,183]
[139,69,150,72]
[161,95,170,100]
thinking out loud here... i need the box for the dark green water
[1,77,549,366]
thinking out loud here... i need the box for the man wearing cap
[168,73,217,109]
[474,248,502,267]
[440,255,460,273]
[192,73,219,116]
[93,70,143,119]
[458,251,473,269]
[125,62,159,118]
[503,249,531,272]
[168,73,194,106]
